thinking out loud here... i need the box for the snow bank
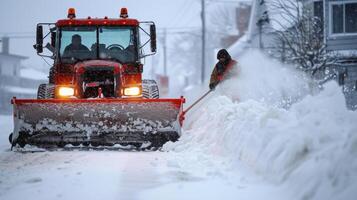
[165,50,357,200]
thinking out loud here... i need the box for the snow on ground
[0,50,356,200]
[164,50,357,200]
[0,114,290,200]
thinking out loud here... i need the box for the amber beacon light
[120,8,128,18]
[67,8,76,19]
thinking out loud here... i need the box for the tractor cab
[35,8,156,64]
[33,8,157,99]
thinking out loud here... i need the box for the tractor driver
[62,34,90,59]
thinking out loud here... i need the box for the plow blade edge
[11,98,185,148]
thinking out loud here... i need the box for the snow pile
[165,50,357,200]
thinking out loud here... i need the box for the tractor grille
[82,67,116,98]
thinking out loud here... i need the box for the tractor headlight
[123,86,141,96]
[58,87,75,97]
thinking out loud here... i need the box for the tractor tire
[37,84,55,99]
[142,79,159,99]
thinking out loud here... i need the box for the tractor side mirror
[35,25,44,53]
[150,24,157,53]
[50,31,56,48]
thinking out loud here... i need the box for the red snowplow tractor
[9,8,185,149]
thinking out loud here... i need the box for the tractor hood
[73,60,122,75]
[73,60,143,75]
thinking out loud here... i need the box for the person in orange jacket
[209,49,237,90]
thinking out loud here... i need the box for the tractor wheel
[37,84,47,99]
[142,79,159,99]
[72,142,80,147]
[91,142,100,147]
[37,84,55,99]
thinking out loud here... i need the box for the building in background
[319,0,357,108]
[0,37,46,114]
[228,0,357,109]
[220,2,252,49]
[0,37,25,78]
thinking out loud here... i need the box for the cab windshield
[59,26,137,63]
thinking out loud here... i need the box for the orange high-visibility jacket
[209,59,238,87]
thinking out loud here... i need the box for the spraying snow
[219,50,314,106]
[165,50,357,200]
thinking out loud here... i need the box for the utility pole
[256,8,269,49]
[201,0,206,84]
[163,28,167,76]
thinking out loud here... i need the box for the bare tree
[267,0,337,76]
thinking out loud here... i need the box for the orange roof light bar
[120,8,128,18]
[67,8,76,19]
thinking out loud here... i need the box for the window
[314,1,324,22]
[313,1,324,34]
[332,4,343,33]
[346,3,357,33]
[99,27,136,63]
[60,26,97,61]
[59,26,137,63]
[331,2,357,34]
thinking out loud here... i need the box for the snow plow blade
[10,97,185,149]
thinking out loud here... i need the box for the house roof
[0,53,28,60]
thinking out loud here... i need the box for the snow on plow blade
[11,97,185,149]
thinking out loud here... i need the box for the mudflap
[11,97,185,149]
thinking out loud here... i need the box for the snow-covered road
[0,115,291,200]
[1,50,356,200]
